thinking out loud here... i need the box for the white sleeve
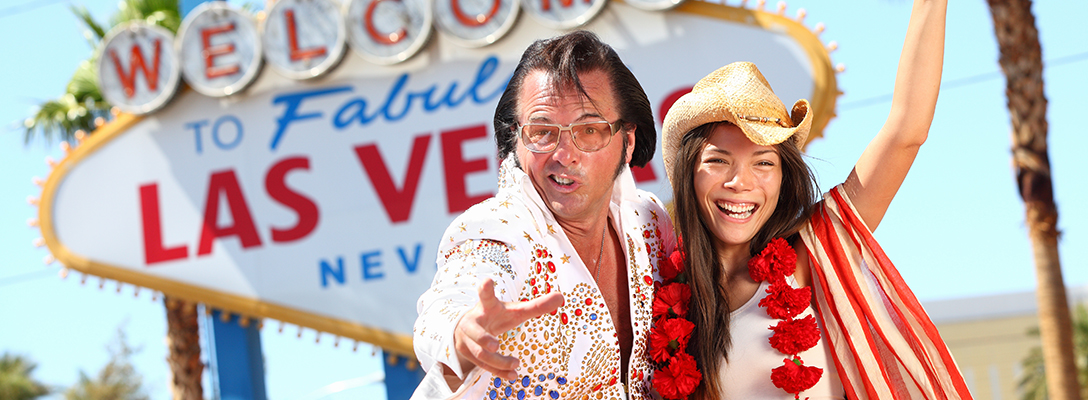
[412,239,517,382]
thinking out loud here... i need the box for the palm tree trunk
[985,1,1081,399]
[165,296,204,400]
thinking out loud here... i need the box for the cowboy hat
[662,61,812,184]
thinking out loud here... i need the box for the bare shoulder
[793,240,812,288]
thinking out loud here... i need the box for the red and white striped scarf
[799,186,974,400]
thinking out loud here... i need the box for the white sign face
[623,0,685,12]
[521,0,608,29]
[44,1,836,356]
[96,22,181,115]
[345,0,434,64]
[262,0,348,79]
[176,3,263,97]
[433,0,520,47]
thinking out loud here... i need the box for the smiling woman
[657,0,974,398]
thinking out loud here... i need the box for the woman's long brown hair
[669,122,818,400]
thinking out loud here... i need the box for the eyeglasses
[518,120,622,153]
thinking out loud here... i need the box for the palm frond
[0,352,51,400]
[23,0,188,146]
[67,59,104,104]
[1018,345,1048,400]
[63,329,148,400]
[23,57,109,145]
[110,0,181,33]
[69,5,107,48]
[239,1,265,14]
[1018,303,1088,400]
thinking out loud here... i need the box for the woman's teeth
[717,201,755,219]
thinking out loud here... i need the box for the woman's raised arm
[842,0,947,231]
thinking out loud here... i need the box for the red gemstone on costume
[575,309,582,316]
[547,261,555,273]
[561,313,568,324]
[585,298,593,305]
[644,276,653,285]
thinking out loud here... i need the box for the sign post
[206,310,268,400]
[383,351,427,400]
[180,2,269,400]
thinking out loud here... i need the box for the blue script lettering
[271,56,509,150]
[271,87,353,150]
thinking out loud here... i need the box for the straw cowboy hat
[662,61,812,184]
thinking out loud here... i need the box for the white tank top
[717,278,846,399]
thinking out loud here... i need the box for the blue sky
[1,0,1085,399]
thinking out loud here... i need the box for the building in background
[926,284,1088,400]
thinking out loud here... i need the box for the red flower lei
[649,248,702,400]
[748,238,823,399]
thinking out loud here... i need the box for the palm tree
[985,0,1082,399]
[1019,304,1088,400]
[164,297,203,400]
[21,0,181,144]
[64,329,149,400]
[22,2,203,400]
[0,353,50,400]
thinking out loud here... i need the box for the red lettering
[201,23,240,79]
[658,86,693,126]
[354,135,431,223]
[285,9,328,62]
[265,157,319,243]
[198,170,263,255]
[631,164,657,183]
[365,0,407,45]
[539,0,590,12]
[441,125,492,214]
[139,183,189,265]
[450,0,501,27]
[109,39,163,98]
[634,86,693,184]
